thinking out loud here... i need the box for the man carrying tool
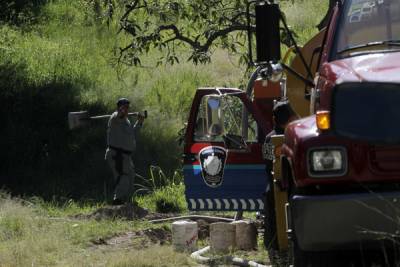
[105,98,145,205]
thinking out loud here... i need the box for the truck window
[333,0,400,58]
[194,95,258,143]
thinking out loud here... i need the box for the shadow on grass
[0,0,48,26]
[0,60,112,200]
[0,61,183,202]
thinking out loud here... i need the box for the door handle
[182,153,197,162]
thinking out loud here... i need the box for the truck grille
[332,82,400,144]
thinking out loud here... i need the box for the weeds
[0,0,327,200]
[0,192,194,266]
[136,166,183,194]
[135,167,187,213]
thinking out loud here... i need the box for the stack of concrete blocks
[210,220,257,253]
[171,220,199,252]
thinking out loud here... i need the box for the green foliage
[0,194,194,267]
[0,0,47,25]
[0,24,110,199]
[136,168,187,213]
[0,0,327,200]
[30,196,101,217]
[114,0,252,65]
[142,183,187,213]
[106,0,328,66]
[0,2,181,199]
[141,166,183,192]
[146,69,205,120]
[0,215,25,241]
[281,0,328,45]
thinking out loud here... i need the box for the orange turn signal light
[316,111,330,130]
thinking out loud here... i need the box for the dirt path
[91,227,172,251]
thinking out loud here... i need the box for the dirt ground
[80,204,272,266]
[91,227,172,251]
[85,205,213,247]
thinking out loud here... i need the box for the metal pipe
[149,215,234,224]
[242,66,263,139]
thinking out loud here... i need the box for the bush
[136,167,187,213]
[0,0,47,25]
[152,184,187,213]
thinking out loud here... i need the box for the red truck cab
[283,0,400,264]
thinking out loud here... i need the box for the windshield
[333,0,400,57]
[194,95,258,144]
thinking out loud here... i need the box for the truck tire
[291,238,360,267]
[288,191,341,267]
[263,182,278,251]
[291,240,330,267]
[291,240,320,267]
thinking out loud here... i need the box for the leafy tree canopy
[109,0,258,66]
[103,0,334,67]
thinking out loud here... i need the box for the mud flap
[184,163,269,211]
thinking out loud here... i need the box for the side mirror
[206,95,224,136]
[255,2,281,63]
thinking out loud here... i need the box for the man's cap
[273,100,296,126]
[117,98,130,107]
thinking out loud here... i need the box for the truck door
[183,88,270,211]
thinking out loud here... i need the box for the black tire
[291,239,308,267]
[291,240,330,267]
[291,238,362,267]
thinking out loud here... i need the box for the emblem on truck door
[199,146,227,187]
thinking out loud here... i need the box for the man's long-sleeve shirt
[106,112,141,152]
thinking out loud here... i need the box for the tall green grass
[282,0,328,45]
[135,166,187,213]
[0,0,327,199]
[0,0,230,199]
[0,193,194,267]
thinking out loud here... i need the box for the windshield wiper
[338,40,400,55]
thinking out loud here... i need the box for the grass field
[0,188,280,267]
[0,0,327,199]
[0,190,197,267]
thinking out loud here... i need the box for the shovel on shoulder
[68,110,147,130]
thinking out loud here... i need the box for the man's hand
[137,113,145,124]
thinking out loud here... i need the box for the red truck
[184,0,400,266]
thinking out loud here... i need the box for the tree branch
[115,0,259,65]
[121,0,139,21]
[158,25,199,49]
[202,24,252,51]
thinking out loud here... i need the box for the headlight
[308,147,347,177]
